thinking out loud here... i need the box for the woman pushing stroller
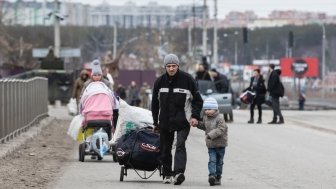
[78,59,117,160]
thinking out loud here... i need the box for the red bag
[240,91,256,104]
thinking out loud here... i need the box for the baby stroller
[116,127,162,181]
[78,81,116,162]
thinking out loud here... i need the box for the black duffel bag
[116,128,160,171]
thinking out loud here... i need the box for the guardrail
[0,77,49,143]
[9,69,75,104]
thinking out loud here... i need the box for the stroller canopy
[80,81,115,121]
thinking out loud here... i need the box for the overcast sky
[7,0,336,18]
[65,0,336,18]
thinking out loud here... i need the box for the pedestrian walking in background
[139,82,150,109]
[245,69,267,124]
[72,69,89,104]
[151,54,203,185]
[102,66,114,90]
[127,81,140,106]
[267,64,285,124]
[196,97,228,186]
[115,84,127,100]
[195,63,212,81]
[298,89,306,110]
[209,68,229,93]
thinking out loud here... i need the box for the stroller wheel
[79,143,85,162]
[120,167,125,181]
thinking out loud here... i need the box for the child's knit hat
[202,97,218,110]
[91,59,102,76]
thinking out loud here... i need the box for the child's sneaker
[208,175,216,186]
[174,173,185,185]
[215,176,221,185]
[163,176,172,184]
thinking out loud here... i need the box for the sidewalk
[0,104,72,159]
[48,104,74,120]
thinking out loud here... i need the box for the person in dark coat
[209,69,229,93]
[152,54,203,185]
[245,69,266,124]
[115,84,127,100]
[298,89,306,110]
[195,63,212,81]
[72,69,89,103]
[127,81,140,106]
[267,64,284,124]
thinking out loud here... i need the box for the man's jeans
[208,147,225,177]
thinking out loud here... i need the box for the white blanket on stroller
[111,99,154,144]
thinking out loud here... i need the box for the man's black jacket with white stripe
[151,70,203,131]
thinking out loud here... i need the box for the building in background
[89,1,174,28]
[88,1,207,28]
[0,1,335,28]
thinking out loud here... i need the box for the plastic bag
[111,99,154,144]
[125,121,136,134]
[67,98,78,115]
[240,91,256,104]
[67,114,84,141]
[67,114,94,141]
[90,128,109,158]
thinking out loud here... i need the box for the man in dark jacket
[152,54,203,185]
[195,63,212,81]
[267,64,284,124]
[209,68,229,93]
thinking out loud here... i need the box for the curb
[287,118,336,135]
[0,116,56,159]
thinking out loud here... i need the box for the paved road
[52,108,336,189]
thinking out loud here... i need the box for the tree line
[0,24,335,77]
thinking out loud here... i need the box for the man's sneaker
[174,173,185,185]
[215,176,221,185]
[208,175,216,186]
[163,176,172,184]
